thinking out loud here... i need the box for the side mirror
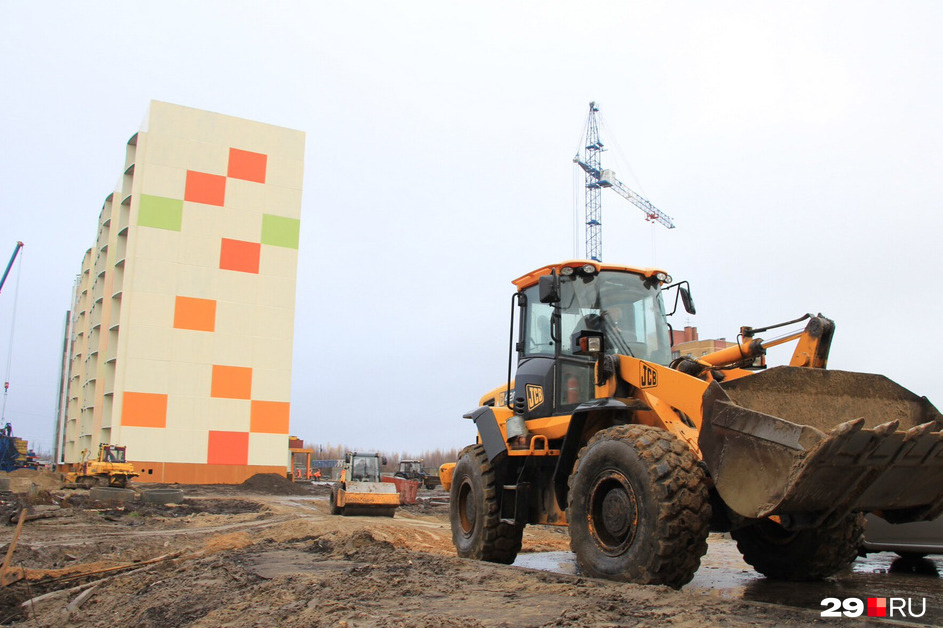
[381,456,388,466]
[680,286,696,315]
[538,274,560,304]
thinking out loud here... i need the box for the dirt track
[0,471,819,626]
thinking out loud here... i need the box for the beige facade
[56,101,305,484]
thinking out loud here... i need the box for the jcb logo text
[525,384,544,411]
[639,364,658,388]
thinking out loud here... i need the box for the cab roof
[512,260,669,291]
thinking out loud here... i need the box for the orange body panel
[511,259,668,291]
[338,489,401,508]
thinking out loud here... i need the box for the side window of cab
[523,286,555,356]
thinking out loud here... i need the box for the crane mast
[573,102,674,261]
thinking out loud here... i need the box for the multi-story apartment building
[55,101,305,483]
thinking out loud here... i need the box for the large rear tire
[731,513,865,580]
[567,424,711,588]
[449,444,523,564]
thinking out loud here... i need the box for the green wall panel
[138,194,183,231]
[261,214,300,249]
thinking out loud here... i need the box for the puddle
[513,534,943,624]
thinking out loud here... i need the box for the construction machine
[394,459,425,482]
[329,452,400,517]
[421,466,441,490]
[395,459,440,489]
[442,260,943,588]
[66,444,138,488]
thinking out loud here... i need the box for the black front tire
[567,424,711,588]
[449,444,523,564]
[731,513,865,580]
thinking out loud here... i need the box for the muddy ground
[0,470,825,626]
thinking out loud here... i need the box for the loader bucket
[699,366,943,525]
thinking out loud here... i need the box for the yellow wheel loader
[65,444,138,488]
[442,260,943,588]
[329,452,400,517]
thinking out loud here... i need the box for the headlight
[582,264,596,274]
[655,272,672,283]
[560,266,575,276]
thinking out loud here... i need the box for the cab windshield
[526,270,671,365]
[350,456,380,482]
[104,447,125,463]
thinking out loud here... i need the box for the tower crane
[573,102,674,261]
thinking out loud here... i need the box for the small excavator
[441,260,943,588]
[65,444,138,488]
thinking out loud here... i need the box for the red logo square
[867,598,886,618]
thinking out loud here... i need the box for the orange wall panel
[131,461,286,484]
[207,430,249,465]
[211,365,253,399]
[121,392,168,428]
[250,400,290,434]
[173,296,217,331]
[184,170,226,206]
[219,238,261,274]
[228,148,267,183]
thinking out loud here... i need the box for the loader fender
[552,397,649,511]
[463,407,507,462]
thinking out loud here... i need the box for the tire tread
[451,444,523,564]
[567,424,711,587]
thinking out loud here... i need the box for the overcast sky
[1,2,942,457]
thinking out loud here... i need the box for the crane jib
[575,102,674,261]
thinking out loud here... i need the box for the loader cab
[513,264,673,420]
